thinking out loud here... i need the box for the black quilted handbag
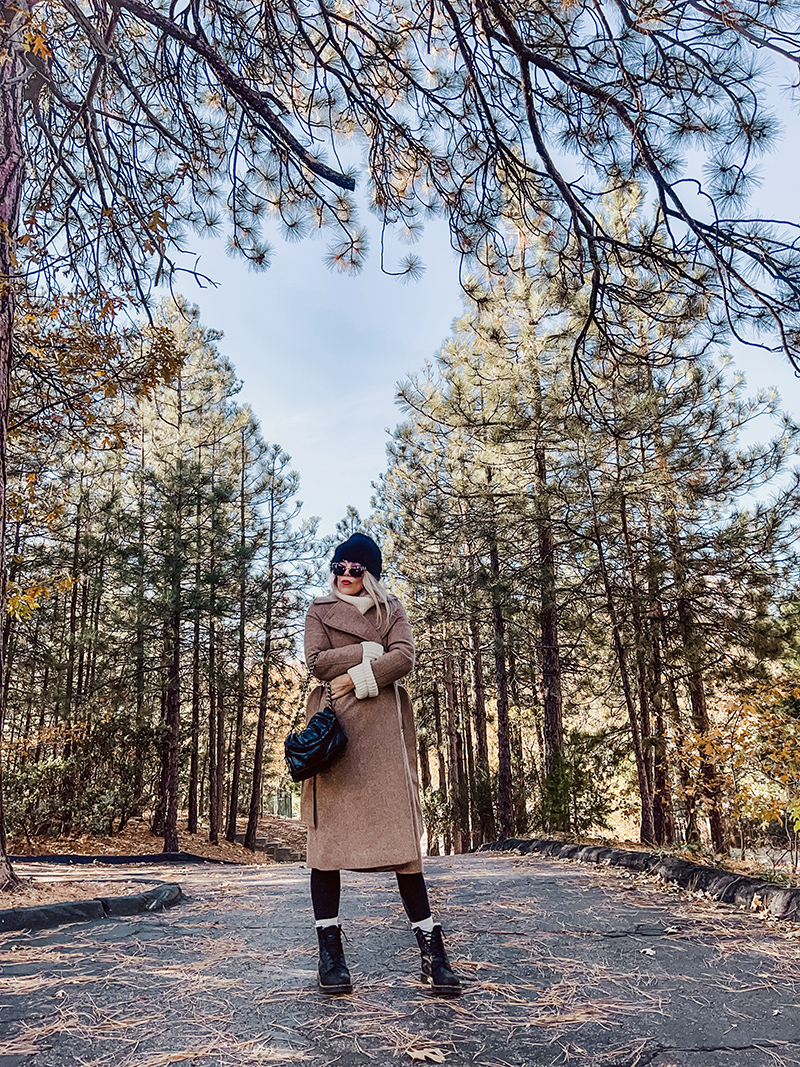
[284,654,347,783]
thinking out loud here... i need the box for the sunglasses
[332,561,367,577]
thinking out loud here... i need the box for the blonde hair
[330,569,393,626]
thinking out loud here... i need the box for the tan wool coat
[299,592,424,874]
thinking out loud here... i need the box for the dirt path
[1,853,798,1067]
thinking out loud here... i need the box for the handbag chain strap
[289,652,333,731]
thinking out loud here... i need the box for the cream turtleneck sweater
[334,588,375,615]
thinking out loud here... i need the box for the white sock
[315,916,340,929]
[411,916,436,933]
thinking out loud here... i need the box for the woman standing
[301,532,461,997]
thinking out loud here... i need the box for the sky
[186,218,465,536]
[176,100,800,540]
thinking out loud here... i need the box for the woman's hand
[330,673,355,699]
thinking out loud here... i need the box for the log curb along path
[0,852,227,933]
[480,838,800,921]
[0,879,183,933]
[0,849,255,934]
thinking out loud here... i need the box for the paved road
[1,852,798,1067]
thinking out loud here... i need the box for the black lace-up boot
[414,924,461,996]
[316,925,352,994]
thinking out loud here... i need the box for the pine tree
[2,297,316,862]
[375,192,800,849]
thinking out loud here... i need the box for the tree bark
[187,454,202,834]
[132,424,147,809]
[244,534,274,852]
[162,384,184,854]
[87,552,104,695]
[207,455,220,845]
[488,537,515,840]
[151,661,169,837]
[188,551,201,834]
[659,492,725,852]
[616,477,659,835]
[0,6,26,883]
[1,524,21,765]
[456,651,472,852]
[215,645,226,838]
[460,661,479,849]
[644,513,676,846]
[226,435,247,843]
[533,447,564,778]
[442,636,464,853]
[467,585,496,844]
[75,560,91,721]
[64,489,84,741]
[417,730,439,855]
[208,617,219,844]
[431,679,450,855]
[507,645,528,835]
[163,596,181,853]
[588,481,656,844]
[674,572,726,854]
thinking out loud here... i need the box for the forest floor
[3,815,308,909]
[2,851,799,1067]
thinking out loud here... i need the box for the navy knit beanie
[331,532,382,580]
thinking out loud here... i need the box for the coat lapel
[317,595,391,645]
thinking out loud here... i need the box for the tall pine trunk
[520,248,564,796]
[187,450,203,834]
[151,655,169,837]
[135,429,147,717]
[216,647,226,838]
[467,558,495,844]
[488,537,514,840]
[208,616,219,844]
[533,447,564,781]
[87,553,103,695]
[244,527,274,851]
[432,680,451,855]
[615,476,659,836]
[163,595,181,853]
[226,436,247,843]
[162,390,184,853]
[644,503,676,846]
[207,455,220,845]
[670,536,726,854]
[663,669,700,844]
[460,662,479,848]
[188,561,201,834]
[64,489,84,744]
[1,524,21,760]
[0,0,24,889]
[442,635,464,853]
[507,647,528,836]
[417,732,439,855]
[588,481,656,844]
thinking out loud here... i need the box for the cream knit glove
[361,641,383,663]
[347,641,383,699]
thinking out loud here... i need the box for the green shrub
[5,710,156,841]
[538,729,622,837]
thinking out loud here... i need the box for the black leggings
[310,868,431,923]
